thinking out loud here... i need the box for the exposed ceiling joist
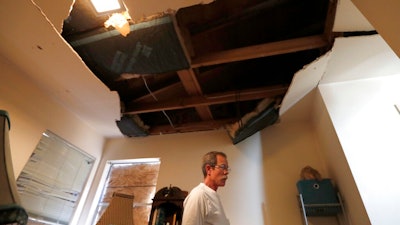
[124,85,288,114]
[177,69,214,120]
[191,35,329,68]
[148,118,236,135]
[61,0,336,139]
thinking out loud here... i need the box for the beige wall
[261,91,339,225]
[0,54,105,225]
[82,130,267,225]
[82,89,366,225]
[350,0,400,57]
[258,88,369,225]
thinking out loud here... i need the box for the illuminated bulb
[104,11,132,36]
[91,0,123,14]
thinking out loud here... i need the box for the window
[16,130,95,224]
[92,158,160,225]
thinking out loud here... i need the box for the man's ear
[205,164,213,175]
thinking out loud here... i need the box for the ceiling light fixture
[90,0,126,15]
[104,11,132,37]
[90,0,132,37]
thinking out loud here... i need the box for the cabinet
[148,186,187,225]
[297,179,349,225]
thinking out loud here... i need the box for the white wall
[0,54,105,225]
[313,89,370,225]
[319,35,400,225]
[319,77,400,225]
[82,130,266,225]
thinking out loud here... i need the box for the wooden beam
[323,0,338,50]
[148,118,235,135]
[124,85,288,114]
[177,69,202,95]
[131,82,186,104]
[177,69,214,120]
[191,35,329,68]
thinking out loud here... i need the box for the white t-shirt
[182,183,230,225]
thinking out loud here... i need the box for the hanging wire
[142,76,175,128]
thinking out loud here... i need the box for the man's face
[210,154,230,187]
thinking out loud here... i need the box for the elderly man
[182,151,231,225]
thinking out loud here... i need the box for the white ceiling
[0,0,393,138]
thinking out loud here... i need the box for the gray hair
[201,151,227,177]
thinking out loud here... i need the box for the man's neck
[204,179,218,191]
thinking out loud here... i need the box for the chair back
[96,192,134,225]
[0,110,28,225]
[0,110,21,205]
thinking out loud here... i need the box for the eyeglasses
[213,164,231,172]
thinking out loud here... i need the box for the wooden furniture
[96,192,134,225]
[0,110,28,225]
[148,186,187,225]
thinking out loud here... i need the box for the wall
[319,77,400,225]
[260,85,369,225]
[260,91,340,225]
[0,54,105,225]
[81,130,266,225]
[318,35,400,225]
[313,89,370,225]
[350,0,400,57]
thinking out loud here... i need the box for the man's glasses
[214,164,231,172]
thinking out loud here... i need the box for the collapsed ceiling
[61,0,337,142]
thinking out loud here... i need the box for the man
[182,151,230,225]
